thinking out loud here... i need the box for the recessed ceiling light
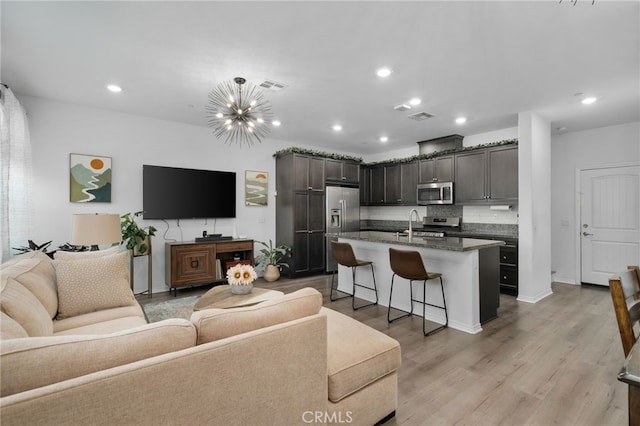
[455,117,467,124]
[409,98,421,106]
[106,84,122,93]
[581,97,597,105]
[272,120,281,127]
[379,136,389,143]
[332,124,342,131]
[376,68,392,78]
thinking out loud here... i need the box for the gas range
[418,216,461,238]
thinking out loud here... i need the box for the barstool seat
[387,247,448,336]
[330,241,378,310]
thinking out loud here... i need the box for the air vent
[259,80,286,91]
[393,104,411,112]
[408,111,434,121]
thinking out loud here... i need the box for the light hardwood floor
[138,276,628,425]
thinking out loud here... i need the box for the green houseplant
[120,211,157,255]
[255,239,291,282]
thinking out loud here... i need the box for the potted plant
[255,239,291,282]
[120,211,157,255]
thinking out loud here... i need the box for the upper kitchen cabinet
[360,166,370,205]
[325,159,359,184]
[400,161,419,205]
[419,155,454,183]
[367,162,419,205]
[369,165,386,205]
[293,154,325,191]
[454,146,518,204]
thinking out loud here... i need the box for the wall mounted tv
[143,165,236,220]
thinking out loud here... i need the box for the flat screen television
[143,165,236,220]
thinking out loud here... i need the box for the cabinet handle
[191,260,199,268]
[341,177,346,180]
[503,275,507,280]
[308,186,313,190]
[432,178,437,182]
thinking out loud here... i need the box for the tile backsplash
[361,204,518,225]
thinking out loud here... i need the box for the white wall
[19,95,360,293]
[550,121,640,284]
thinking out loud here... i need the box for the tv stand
[165,239,253,294]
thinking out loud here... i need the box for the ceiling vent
[393,104,411,112]
[407,111,434,121]
[259,80,286,91]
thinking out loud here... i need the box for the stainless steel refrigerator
[325,186,360,273]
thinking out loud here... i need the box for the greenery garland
[272,138,517,166]
[272,147,363,163]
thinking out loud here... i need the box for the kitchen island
[336,231,504,334]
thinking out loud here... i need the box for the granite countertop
[338,231,505,252]
[362,227,517,243]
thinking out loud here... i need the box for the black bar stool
[387,247,448,336]
[330,241,378,310]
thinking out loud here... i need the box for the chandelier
[206,77,273,146]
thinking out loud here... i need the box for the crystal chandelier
[206,77,273,146]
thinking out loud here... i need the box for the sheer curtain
[1,86,34,262]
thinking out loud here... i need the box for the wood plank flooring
[138,277,628,425]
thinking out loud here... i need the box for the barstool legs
[330,264,378,310]
[387,275,448,336]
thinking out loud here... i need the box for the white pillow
[53,251,135,319]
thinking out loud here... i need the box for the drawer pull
[191,260,199,268]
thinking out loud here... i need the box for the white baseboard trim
[517,288,554,304]
[553,276,578,285]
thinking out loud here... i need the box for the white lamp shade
[71,214,122,246]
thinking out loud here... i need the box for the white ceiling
[2,1,639,155]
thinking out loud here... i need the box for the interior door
[580,166,640,285]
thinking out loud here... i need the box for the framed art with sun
[69,153,112,203]
[245,170,268,206]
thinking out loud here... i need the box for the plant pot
[263,264,281,282]
[133,237,150,256]
[230,283,253,295]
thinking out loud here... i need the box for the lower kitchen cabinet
[499,242,518,295]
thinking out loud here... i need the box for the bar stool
[330,241,378,310]
[387,247,448,336]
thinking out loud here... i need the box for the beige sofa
[1,250,401,425]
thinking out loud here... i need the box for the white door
[580,166,640,285]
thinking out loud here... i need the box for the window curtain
[0,86,34,262]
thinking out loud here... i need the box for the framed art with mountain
[69,153,112,203]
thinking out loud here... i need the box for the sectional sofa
[0,250,401,425]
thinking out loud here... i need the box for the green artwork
[69,153,112,203]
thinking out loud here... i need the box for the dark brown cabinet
[165,240,254,291]
[366,162,419,205]
[294,154,325,191]
[276,153,325,276]
[400,161,419,205]
[419,155,454,183]
[454,146,518,204]
[369,165,385,205]
[499,242,518,296]
[325,159,359,184]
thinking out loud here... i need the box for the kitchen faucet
[408,209,420,240]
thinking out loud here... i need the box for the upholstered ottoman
[322,308,401,425]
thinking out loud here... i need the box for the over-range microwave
[417,182,454,205]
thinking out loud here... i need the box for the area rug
[142,296,199,323]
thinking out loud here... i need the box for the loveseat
[1,250,401,425]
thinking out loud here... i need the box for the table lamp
[71,213,122,250]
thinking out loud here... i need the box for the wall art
[245,170,268,206]
[69,153,112,203]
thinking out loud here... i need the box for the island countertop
[337,231,505,252]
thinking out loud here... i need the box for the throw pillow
[0,278,53,336]
[53,251,134,319]
[2,254,58,319]
[53,245,121,260]
[190,287,322,344]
